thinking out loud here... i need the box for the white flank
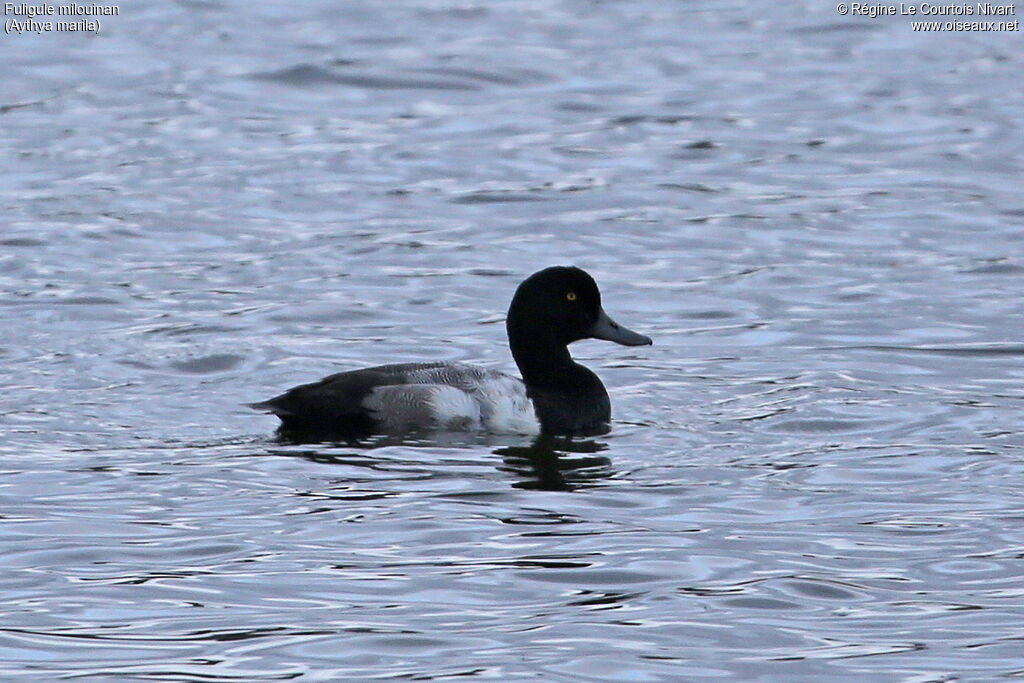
[475,375,541,435]
[427,385,482,431]
[363,363,540,435]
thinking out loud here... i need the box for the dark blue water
[3,1,1024,679]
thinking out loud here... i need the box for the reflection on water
[269,432,614,491]
[496,435,613,491]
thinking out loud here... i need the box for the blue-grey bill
[590,308,653,346]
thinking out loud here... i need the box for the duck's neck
[508,326,611,435]
[509,331,577,387]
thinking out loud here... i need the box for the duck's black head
[506,265,652,358]
[505,266,651,434]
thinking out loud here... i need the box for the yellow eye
[566,292,577,301]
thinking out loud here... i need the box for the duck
[250,266,652,437]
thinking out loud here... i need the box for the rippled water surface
[3,1,1024,680]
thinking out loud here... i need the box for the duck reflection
[494,434,612,491]
[267,431,612,491]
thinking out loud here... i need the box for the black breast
[526,364,611,436]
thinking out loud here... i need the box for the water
[3,0,1024,679]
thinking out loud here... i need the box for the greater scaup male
[250,266,652,437]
